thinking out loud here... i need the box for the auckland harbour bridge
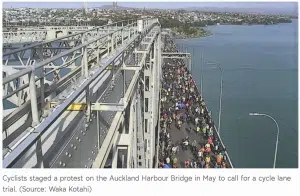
[2,18,232,168]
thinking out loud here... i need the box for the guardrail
[182,52,234,168]
[193,81,234,168]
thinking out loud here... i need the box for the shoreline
[171,20,295,40]
[174,32,213,39]
[171,27,213,39]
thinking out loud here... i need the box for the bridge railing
[2,18,159,168]
[193,82,234,168]
[3,30,48,43]
[15,26,91,31]
[173,48,234,168]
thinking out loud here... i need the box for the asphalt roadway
[166,120,207,168]
[161,95,212,168]
[160,40,228,168]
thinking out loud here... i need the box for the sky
[2,1,298,15]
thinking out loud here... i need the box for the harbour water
[175,19,298,168]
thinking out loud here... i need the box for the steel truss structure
[3,19,139,150]
[3,18,162,169]
[3,20,135,44]
[3,19,138,121]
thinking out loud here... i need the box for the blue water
[176,20,298,168]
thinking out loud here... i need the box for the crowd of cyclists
[158,36,231,168]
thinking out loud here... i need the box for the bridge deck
[159,71,230,168]
[164,116,207,167]
[159,39,231,168]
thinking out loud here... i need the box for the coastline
[172,28,213,39]
[171,20,296,40]
[174,32,213,39]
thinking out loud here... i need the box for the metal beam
[91,103,125,112]
[92,111,124,168]
[92,27,159,168]
[161,52,191,58]
[161,52,190,55]
[49,102,87,111]
[162,57,191,59]
[121,66,141,71]
[134,50,148,54]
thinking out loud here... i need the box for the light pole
[191,46,203,95]
[249,113,279,168]
[200,50,203,96]
[205,61,223,135]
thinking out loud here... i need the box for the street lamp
[205,61,223,135]
[249,113,280,168]
[200,50,204,96]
